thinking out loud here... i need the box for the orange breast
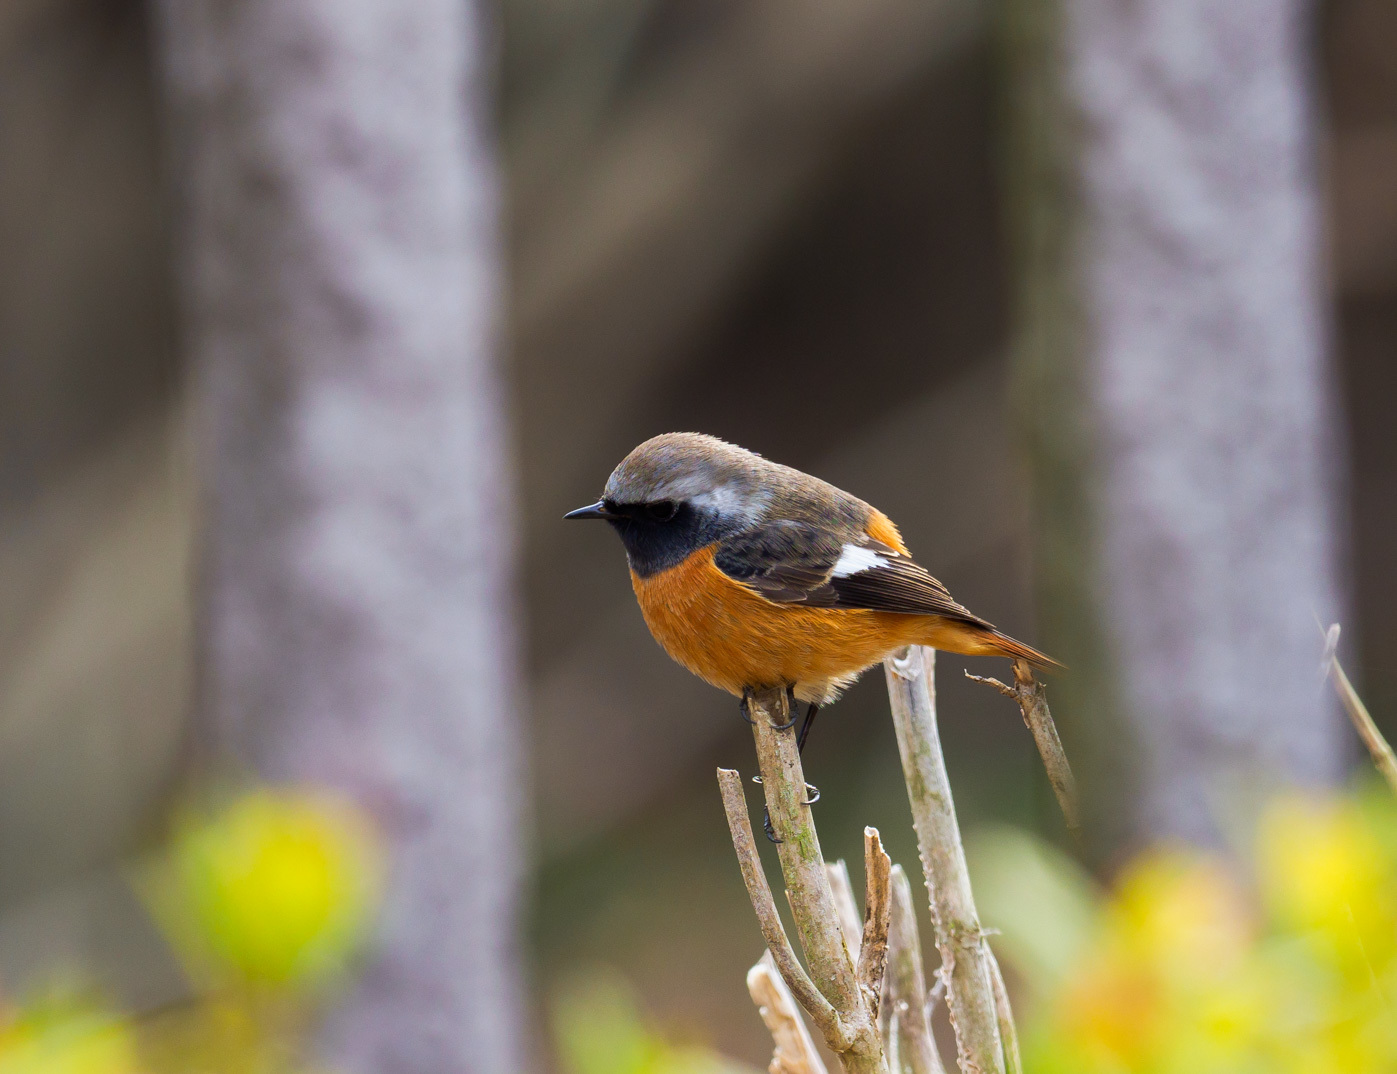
[630,546,925,696]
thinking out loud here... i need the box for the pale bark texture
[1004,0,1347,849]
[884,866,945,1074]
[884,648,1003,1074]
[154,3,525,1072]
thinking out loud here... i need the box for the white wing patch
[830,544,887,578]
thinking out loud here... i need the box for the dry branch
[986,951,1021,1074]
[858,829,893,1024]
[719,767,839,1035]
[749,689,866,1029]
[720,685,887,1072]
[1322,623,1397,795]
[965,661,1080,839]
[885,647,1004,1074]
[749,952,831,1074]
[886,865,946,1074]
[827,860,865,960]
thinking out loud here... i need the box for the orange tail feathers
[918,618,1062,671]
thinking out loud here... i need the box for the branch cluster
[719,685,887,1073]
[722,648,1069,1073]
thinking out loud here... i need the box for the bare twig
[885,647,1004,1074]
[719,767,840,1036]
[724,685,888,1072]
[965,660,1080,839]
[986,951,1021,1074]
[827,860,865,960]
[858,828,893,1023]
[749,952,831,1074]
[749,688,867,1033]
[886,865,946,1074]
[1322,623,1397,796]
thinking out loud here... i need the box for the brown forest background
[1,0,1395,1066]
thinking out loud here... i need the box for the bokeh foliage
[8,781,1397,1072]
[978,784,1397,1074]
[0,788,381,1074]
[551,970,755,1074]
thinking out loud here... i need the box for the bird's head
[564,433,771,576]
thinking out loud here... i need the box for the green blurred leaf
[551,969,756,1074]
[969,825,1099,992]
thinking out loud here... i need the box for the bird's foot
[770,685,799,731]
[751,774,819,802]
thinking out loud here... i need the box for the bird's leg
[738,687,755,725]
[760,688,823,839]
[796,703,820,753]
[792,701,822,804]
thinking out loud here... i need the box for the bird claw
[745,687,817,837]
[753,775,818,804]
[738,686,801,731]
[769,686,800,730]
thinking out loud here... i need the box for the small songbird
[566,433,1057,749]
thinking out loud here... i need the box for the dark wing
[712,520,989,626]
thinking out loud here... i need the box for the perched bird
[566,433,1057,751]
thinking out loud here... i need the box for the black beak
[563,500,613,521]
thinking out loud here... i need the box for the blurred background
[0,0,1394,1071]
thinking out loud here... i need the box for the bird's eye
[646,500,679,522]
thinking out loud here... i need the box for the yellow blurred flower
[1056,955,1162,1069]
[1048,859,1268,1073]
[0,1001,140,1074]
[1015,787,1397,1074]
[1257,793,1397,974]
[1107,850,1253,982]
[173,789,381,989]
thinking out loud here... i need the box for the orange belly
[630,546,930,697]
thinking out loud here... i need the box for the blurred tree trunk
[1002,0,1347,853]
[155,3,526,1072]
